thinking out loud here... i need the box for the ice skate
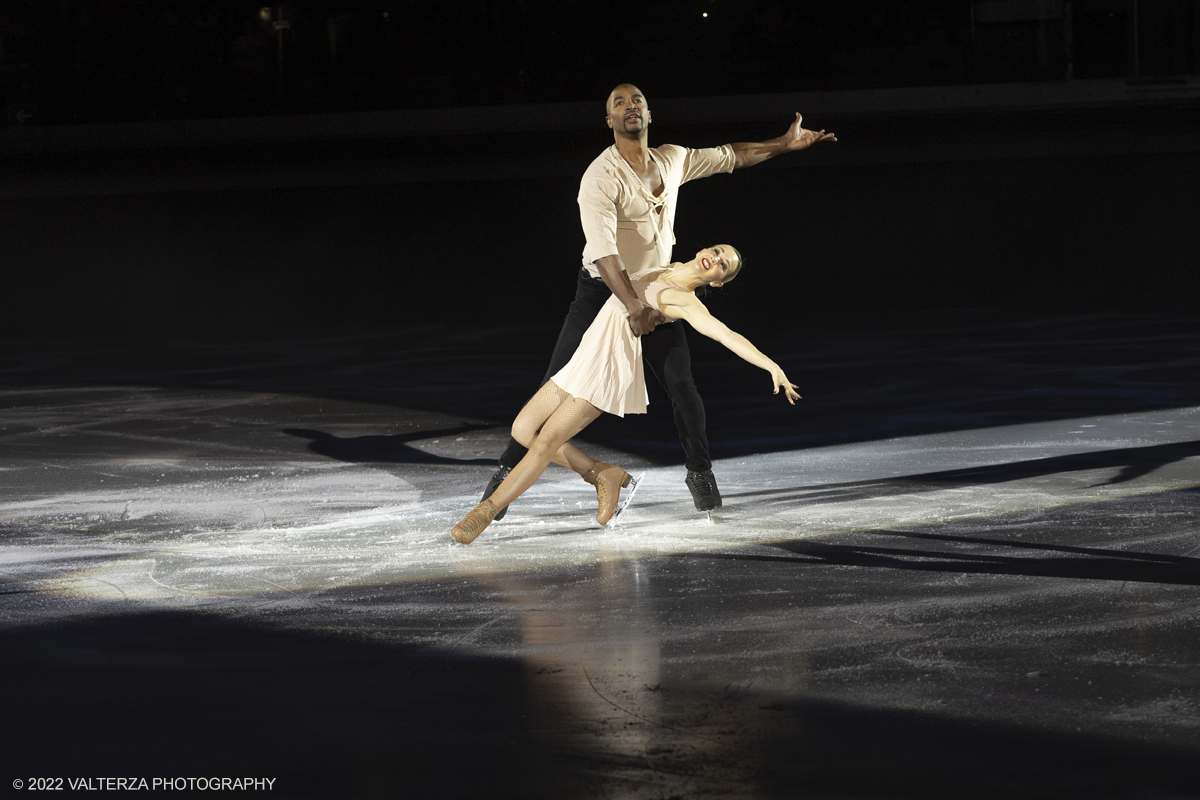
[451,499,500,544]
[582,460,632,526]
[605,472,643,528]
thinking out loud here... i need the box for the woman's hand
[771,369,801,405]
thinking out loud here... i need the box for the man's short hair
[606,83,638,113]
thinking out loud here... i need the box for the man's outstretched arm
[731,113,836,169]
[594,254,667,336]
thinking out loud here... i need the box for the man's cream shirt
[578,143,736,279]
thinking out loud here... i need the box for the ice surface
[1,397,1191,602]
[3,322,1200,796]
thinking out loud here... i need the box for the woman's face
[694,245,740,285]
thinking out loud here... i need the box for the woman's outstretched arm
[665,294,801,404]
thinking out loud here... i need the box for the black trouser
[498,268,712,472]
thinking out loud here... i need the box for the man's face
[606,84,650,135]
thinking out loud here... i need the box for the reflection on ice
[4,377,1200,790]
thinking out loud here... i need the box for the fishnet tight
[489,381,602,510]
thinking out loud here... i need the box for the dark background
[5,0,1198,121]
[2,0,1199,346]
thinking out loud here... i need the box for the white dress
[550,273,679,417]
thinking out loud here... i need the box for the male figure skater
[484,83,835,517]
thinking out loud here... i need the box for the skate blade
[605,472,643,528]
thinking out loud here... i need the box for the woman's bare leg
[453,385,622,542]
[490,392,603,511]
[511,382,599,474]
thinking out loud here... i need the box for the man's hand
[731,113,836,168]
[628,306,667,336]
[783,112,836,152]
[594,254,667,335]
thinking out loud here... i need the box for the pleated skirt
[550,295,648,417]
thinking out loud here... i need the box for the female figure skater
[451,244,800,544]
